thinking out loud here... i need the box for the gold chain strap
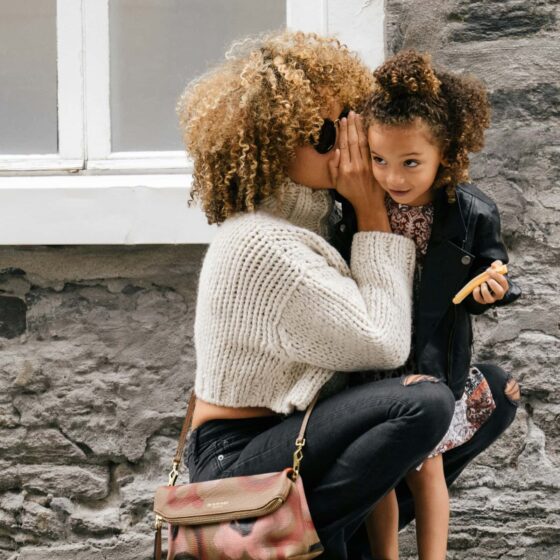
[168,461,180,486]
[291,437,306,481]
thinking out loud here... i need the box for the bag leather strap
[172,391,197,466]
[168,390,319,486]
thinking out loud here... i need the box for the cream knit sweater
[194,179,416,414]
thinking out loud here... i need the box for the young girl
[335,51,522,559]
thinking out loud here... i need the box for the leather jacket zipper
[446,305,457,384]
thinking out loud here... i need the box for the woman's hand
[472,260,510,305]
[328,112,390,232]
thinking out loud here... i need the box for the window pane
[109,0,286,153]
[0,0,58,155]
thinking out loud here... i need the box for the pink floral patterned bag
[153,393,323,560]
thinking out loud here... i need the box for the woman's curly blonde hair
[177,30,374,224]
[363,50,491,203]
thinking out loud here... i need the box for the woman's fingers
[347,112,362,164]
[333,112,381,212]
[328,148,340,185]
[356,114,371,165]
[339,116,350,168]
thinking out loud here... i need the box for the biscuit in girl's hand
[452,264,508,305]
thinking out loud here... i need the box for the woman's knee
[401,376,455,443]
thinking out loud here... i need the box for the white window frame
[0,0,84,172]
[83,0,189,172]
[0,0,385,245]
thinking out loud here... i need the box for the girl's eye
[404,160,419,168]
[372,156,386,165]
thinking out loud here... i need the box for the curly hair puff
[362,50,491,203]
[177,30,374,224]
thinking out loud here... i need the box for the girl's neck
[386,189,434,208]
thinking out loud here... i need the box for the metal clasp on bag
[168,460,180,486]
[154,514,163,530]
[291,437,306,481]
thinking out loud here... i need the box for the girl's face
[367,118,443,206]
[286,100,344,190]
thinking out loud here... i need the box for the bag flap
[154,468,294,524]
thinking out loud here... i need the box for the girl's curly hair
[177,30,374,224]
[362,50,491,202]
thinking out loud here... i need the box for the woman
[177,31,455,559]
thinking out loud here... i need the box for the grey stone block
[447,0,558,42]
[0,297,26,340]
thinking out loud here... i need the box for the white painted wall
[288,0,385,68]
[0,0,385,245]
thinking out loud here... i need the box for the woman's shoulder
[213,209,327,247]
[206,210,348,275]
[210,210,307,249]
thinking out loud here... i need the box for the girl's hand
[472,260,509,305]
[328,112,389,232]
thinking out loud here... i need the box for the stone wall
[0,246,206,559]
[384,0,560,558]
[1,2,559,558]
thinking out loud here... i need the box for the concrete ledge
[0,175,217,245]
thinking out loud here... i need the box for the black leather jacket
[332,183,522,399]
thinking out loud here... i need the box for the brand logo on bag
[206,501,230,508]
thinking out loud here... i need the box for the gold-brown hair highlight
[177,30,374,224]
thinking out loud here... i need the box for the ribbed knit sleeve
[277,231,416,371]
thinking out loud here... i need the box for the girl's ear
[436,163,453,191]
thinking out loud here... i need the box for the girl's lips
[388,189,411,197]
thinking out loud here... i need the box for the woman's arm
[277,231,416,371]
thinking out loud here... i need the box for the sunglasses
[312,108,351,154]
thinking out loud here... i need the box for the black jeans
[187,376,456,559]
[346,363,519,558]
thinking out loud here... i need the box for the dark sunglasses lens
[314,119,336,154]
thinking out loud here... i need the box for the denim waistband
[192,415,282,448]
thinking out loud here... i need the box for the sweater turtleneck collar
[260,177,334,238]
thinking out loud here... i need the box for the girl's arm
[464,201,522,315]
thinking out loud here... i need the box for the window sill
[0,174,216,245]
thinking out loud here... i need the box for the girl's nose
[387,172,405,188]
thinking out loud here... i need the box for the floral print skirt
[428,365,496,458]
